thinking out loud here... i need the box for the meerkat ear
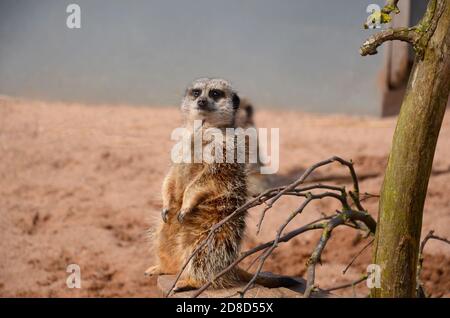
[244,103,253,118]
[232,93,240,110]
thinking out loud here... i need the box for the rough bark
[371,0,450,297]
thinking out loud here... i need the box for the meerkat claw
[161,208,169,223]
[177,208,189,223]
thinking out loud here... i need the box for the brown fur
[146,79,296,292]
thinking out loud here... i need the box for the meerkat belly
[179,190,247,281]
[181,208,247,287]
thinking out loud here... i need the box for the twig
[360,0,446,60]
[167,157,376,298]
[323,274,368,293]
[360,27,420,56]
[416,230,450,297]
[342,238,374,275]
[257,156,361,233]
[303,210,376,297]
[166,191,332,296]
[360,192,380,203]
[191,217,330,298]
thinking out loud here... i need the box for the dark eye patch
[191,89,201,98]
[209,89,225,100]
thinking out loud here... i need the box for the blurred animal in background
[235,98,271,197]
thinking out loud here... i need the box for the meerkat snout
[197,97,208,109]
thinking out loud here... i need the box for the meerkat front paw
[161,208,170,223]
[177,208,191,223]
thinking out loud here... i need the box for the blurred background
[0,0,390,115]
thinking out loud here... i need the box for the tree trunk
[372,1,450,297]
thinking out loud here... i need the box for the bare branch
[303,210,376,297]
[421,231,450,250]
[360,192,380,203]
[191,217,329,298]
[257,156,360,233]
[166,157,377,298]
[416,230,450,297]
[241,192,348,297]
[414,0,446,59]
[342,238,374,274]
[360,0,446,59]
[360,27,419,56]
[323,274,368,293]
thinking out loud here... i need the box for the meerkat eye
[191,89,201,98]
[209,89,224,100]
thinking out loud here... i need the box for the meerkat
[145,78,297,292]
[234,98,271,197]
[234,97,255,129]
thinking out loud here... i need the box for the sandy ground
[0,96,449,298]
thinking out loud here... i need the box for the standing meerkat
[146,78,296,292]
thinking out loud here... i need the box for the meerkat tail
[235,267,299,288]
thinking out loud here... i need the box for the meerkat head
[234,98,255,129]
[181,78,240,129]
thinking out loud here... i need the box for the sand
[0,96,449,297]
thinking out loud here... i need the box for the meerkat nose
[197,98,208,109]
